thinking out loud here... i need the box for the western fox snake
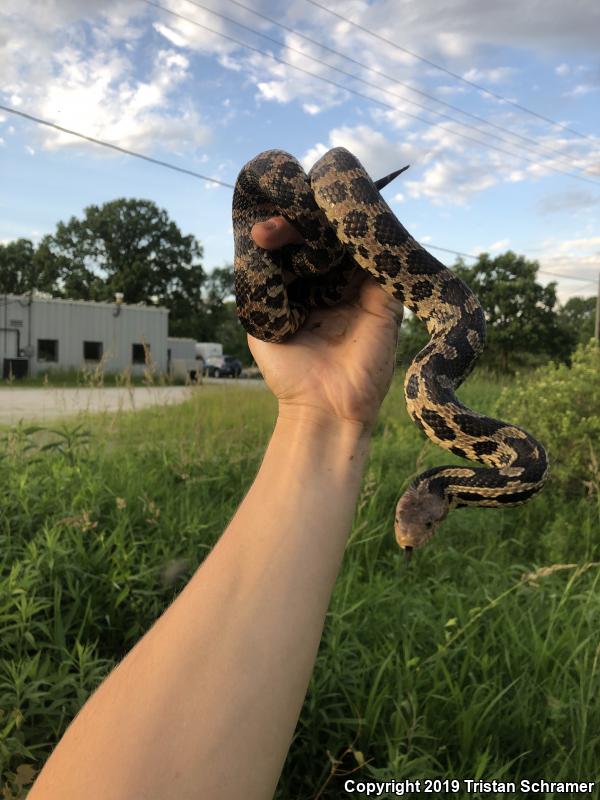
[232,147,548,557]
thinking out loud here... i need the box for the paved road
[0,380,265,426]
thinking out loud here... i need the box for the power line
[143,0,600,187]
[426,244,595,283]
[201,0,586,171]
[1,104,595,287]
[303,0,594,142]
[0,104,235,189]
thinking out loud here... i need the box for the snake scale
[232,147,549,558]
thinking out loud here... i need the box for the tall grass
[1,372,599,799]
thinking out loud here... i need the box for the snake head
[394,482,450,558]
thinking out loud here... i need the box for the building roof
[4,293,169,314]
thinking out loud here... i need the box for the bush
[497,340,600,498]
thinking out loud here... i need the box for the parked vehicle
[195,342,223,362]
[203,355,242,378]
[195,342,223,378]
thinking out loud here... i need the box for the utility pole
[596,272,600,342]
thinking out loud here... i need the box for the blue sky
[1,0,599,302]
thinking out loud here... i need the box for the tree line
[1,198,594,369]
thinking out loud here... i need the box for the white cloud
[555,63,570,76]
[0,0,212,158]
[488,239,510,251]
[563,83,598,97]
[436,85,469,95]
[301,125,416,181]
[462,66,516,84]
[534,235,600,300]
[405,158,496,205]
[152,22,188,49]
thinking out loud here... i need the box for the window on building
[132,343,149,364]
[83,341,103,361]
[37,339,58,362]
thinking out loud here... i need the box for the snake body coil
[232,148,549,554]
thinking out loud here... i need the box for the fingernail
[263,219,277,230]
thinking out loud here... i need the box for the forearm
[30,411,371,800]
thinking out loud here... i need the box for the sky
[1,0,599,303]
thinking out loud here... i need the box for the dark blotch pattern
[495,486,540,504]
[451,445,467,459]
[318,180,348,205]
[421,408,456,441]
[350,176,375,203]
[407,248,445,275]
[473,440,499,456]
[374,250,401,277]
[343,210,370,239]
[374,212,409,247]
[440,278,469,307]
[453,413,505,438]
[406,373,419,399]
[332,148,359,172]
[410,280,434,302]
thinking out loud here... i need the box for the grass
[0,366,197,388]
[1,370,599,799]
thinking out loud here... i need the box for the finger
[251,216,304,250]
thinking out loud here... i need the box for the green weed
[0,370,598,799]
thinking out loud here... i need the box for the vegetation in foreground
[0,344,599,799]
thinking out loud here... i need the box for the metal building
[1,292,169,378]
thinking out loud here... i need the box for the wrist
[274,403,372,479]
[277,401,372,442]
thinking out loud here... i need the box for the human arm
[28,218,402,800]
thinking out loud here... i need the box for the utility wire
[0,104,235,188]
[303,0,594,142]
[143,0,600,187]
[0,104,594,287]
[426,244,596,283]
[194,0,586,171]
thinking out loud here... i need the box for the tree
[0,239,59,294]
[452,251,570,370]
[396,251,573,371]
[43,199,206,329]
[558,295,596,348]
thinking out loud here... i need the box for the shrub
[497,340,600,498]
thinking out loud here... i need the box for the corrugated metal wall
[1,294,169,377]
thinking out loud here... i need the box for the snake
[232,147,549,559]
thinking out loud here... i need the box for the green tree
[43,199,206,328]
[558,295,596,348]
[453,251,570,370]
[0,238,59,294]
[396,251,574,370]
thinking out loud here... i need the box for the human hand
[248,216,403,432]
